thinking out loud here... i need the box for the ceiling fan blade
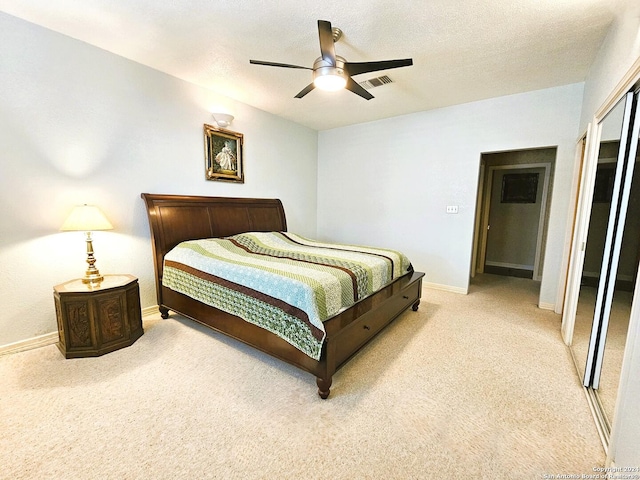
[250,59,312,70]
[294,83,316,99]
[317,20,336,66]
[345,58,413,76]
[345,77,373,100]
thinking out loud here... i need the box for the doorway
[472,148,556,283]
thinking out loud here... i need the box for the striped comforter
[162,232,412,360]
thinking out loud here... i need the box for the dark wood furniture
[54,274,144,359]
[141,193,424,398]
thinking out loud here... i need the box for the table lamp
[60,204,113,283]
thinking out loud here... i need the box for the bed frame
[141,193,425,398]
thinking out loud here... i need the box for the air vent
[358,75,394,90]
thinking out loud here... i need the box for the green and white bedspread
[162,232,412,360]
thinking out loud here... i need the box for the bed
[141,193,425,398]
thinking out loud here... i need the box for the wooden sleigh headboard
[141,193,287,304]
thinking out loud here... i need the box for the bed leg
[316,377,332,399]
[159,306,169,319]
[412,299,420,311]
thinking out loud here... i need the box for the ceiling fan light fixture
[313,56,348,92]
[313,70,347,91]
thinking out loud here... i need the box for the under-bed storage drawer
[333,276,422,368]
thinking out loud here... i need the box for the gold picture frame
[204,124,244,183]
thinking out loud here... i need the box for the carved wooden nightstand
[53,274,143,358]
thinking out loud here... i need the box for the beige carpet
[0,274,604,479]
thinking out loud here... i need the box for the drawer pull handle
[363,325,371,331]
[403,295,409,299]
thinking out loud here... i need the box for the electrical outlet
[446,205,459,214]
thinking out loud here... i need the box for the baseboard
[0,305,161,357]
[582,271,633,282]
[538,302,556,311]
[484,265,534,279]
[142,305,160,317]
[423,282,468,295]
[485,261,534,270]
[0,332,58,357]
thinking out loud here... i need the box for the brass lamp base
[81,231,104,284]
[82,272,104,284]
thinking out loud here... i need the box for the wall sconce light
[212,113,234,128]
[60,204,113,284]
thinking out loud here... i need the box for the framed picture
[204,124,244,183]
[501,173,539,203]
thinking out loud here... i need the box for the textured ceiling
[0,0,626,130]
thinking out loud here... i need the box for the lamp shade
[60,205,113,232]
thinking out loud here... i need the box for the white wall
[317,84,583,305]
[577,1,640,468]
[0,13,318,347]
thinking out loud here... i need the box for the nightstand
[53,274,143,358]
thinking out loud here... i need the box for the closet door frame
[583,91,639,389]
[562,72,640,348]
[561,124,601,344]
[561,57,640,458]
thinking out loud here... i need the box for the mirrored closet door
[569,86,640,442]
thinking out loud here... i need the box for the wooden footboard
[316,270,423,398]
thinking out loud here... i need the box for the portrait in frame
[204,124,244,183]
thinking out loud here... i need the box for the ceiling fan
[249,20,413,100]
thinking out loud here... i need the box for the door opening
[472,148,556,283]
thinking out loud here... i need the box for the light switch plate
[446,205,459,214]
